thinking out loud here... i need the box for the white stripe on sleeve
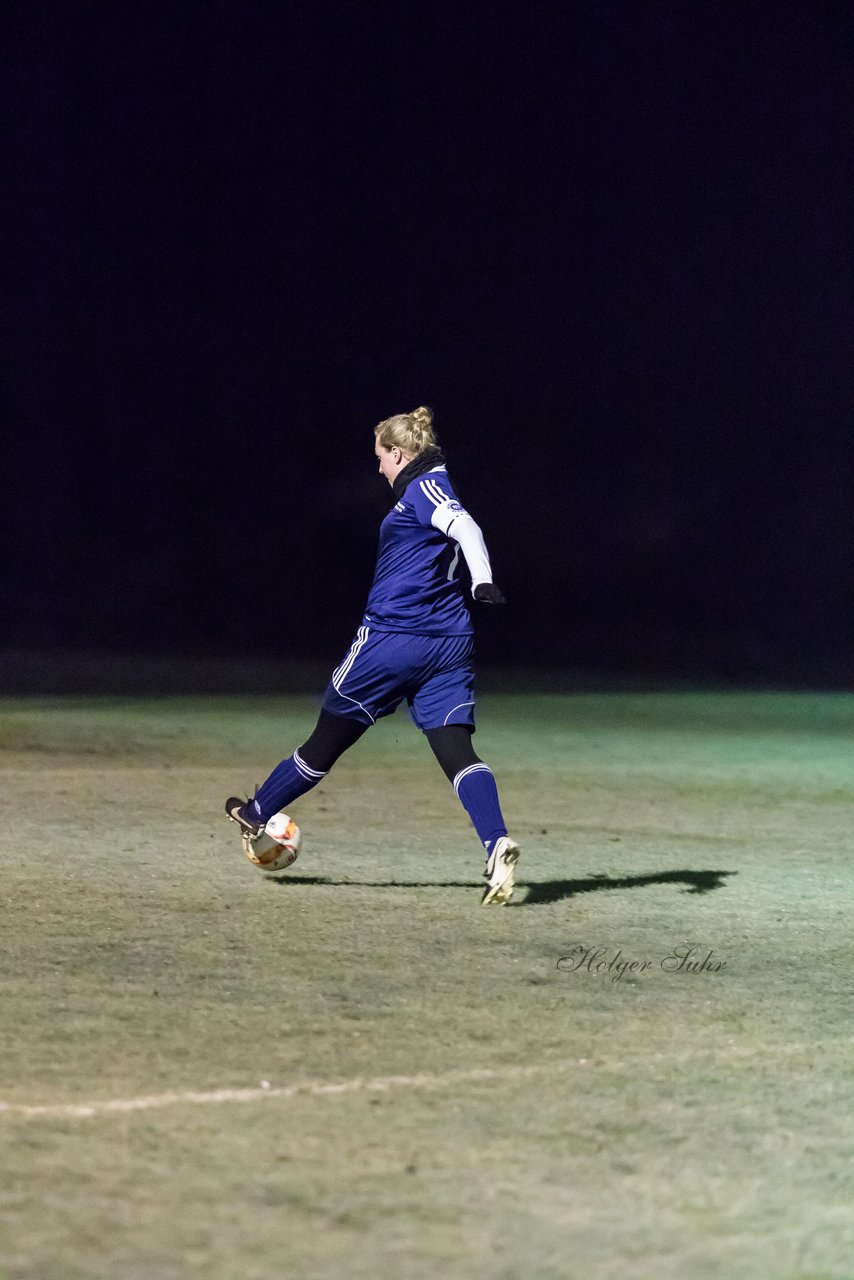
[424,477,453,506]
[419,479,443,508]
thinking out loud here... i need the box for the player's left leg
[424,724,506,848]
[411,635,520,904]
[424,725,520,904]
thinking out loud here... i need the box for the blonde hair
[374,405,437,458]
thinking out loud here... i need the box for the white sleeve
[430,503,493,591]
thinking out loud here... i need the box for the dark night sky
[3,1,851,681]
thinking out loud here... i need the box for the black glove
[474,583,506,605]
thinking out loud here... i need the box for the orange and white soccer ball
[245,811,302,873]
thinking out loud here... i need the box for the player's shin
[452,763,507,854]
[452,762,520,903]
[251,748,327,823]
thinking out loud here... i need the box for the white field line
[2,1039,848,1123]
[0,1064,551,1121]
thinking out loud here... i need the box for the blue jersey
[362,468,473,635]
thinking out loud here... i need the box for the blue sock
[453,763,508,856]
[252,748,327,823]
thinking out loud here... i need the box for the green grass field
[1,689,852,1280]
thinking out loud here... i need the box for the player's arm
[430,504,506,604]
[412,476,506,602]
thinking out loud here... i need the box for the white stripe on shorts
[332,626,369,687]
[443,699,474,726]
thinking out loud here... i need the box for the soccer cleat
[225,796,266,855]
[481,836,520,905]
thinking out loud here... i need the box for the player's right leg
[225,708,369,838]
[226,626,401,851]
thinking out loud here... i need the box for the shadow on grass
[267,868,735,904]
[519,868,734,905]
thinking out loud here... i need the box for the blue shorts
[322,627,476,731]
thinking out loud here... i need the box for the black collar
[392,446,447,502]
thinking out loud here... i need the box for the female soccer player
[226,406,520,904]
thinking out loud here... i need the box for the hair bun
[374,405,438,457]
[410,406,433,430]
